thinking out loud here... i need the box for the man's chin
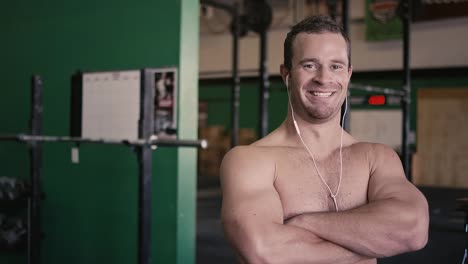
[304,109,341,123]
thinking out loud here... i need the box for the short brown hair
[283,15,351,70]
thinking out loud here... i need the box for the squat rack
[200,0,273,145]
[201,0,412,176]
[336,0,413,178]
[200,0,241,147]
[0,72,206,264]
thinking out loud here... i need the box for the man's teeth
[311,91,333,97]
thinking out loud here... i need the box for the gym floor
[196,182,467,264]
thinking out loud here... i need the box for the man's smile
[308,91,335,97]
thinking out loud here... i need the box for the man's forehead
[293,32,346,46]
[292,32,348,60]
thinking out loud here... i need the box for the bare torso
[271,143,370,218]
[252,128,372,214]
[246,127,377,263]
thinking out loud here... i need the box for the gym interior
[1,1,468,263]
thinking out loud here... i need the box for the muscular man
[220,16,429,264]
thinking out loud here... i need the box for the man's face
[287,32,352,123]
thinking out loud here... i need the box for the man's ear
[280,64,289,84]
[348,65,353,81]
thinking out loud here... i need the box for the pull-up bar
[349,83,407,97]
[0,134,207,148]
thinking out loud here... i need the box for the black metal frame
[258,29,269,138]
[200,0,241,147]
[232,4,241,147]
[201,0,272,141]
[70,72,83,138]
[137,69,155,264]
[29,75,43,264]
[341,0,351,132]
[201,0,413,175]
[0,72,205,264]
[0,75,46,264]
[401,0,412,178]
[339,0,412,179]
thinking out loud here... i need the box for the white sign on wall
[81,70,141,140]
[350,109,402,151]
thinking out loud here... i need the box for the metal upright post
[200,0,240,147]
[137,69,155,264]
[29,75,43,264]
[231,3,240,147]
[464,213,468,264]
[258,29,269,138]
[341,0,351,132]
[342,0,349,34]
[401,0,412,179]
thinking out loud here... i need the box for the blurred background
[1,0,468,263]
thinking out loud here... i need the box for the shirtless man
[220,16,429,263]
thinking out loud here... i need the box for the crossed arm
[220,145,428,264]
[285,144,429,258]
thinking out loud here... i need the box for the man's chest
[273,149,371,219]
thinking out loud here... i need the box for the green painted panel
[41,144,138,264]
[153,148,178,263]
[0,1,187,264]
[176,0,199,263]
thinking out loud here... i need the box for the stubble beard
[295,91,345,123]
[304,104,338,121]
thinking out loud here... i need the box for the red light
[368,95,386,105]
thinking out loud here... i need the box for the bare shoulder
[347,141,398,162]
[352,142,407,185]
[366,143,400,168]
[221,145,274,170]
[365,142,398,155]
[220,145,277,185]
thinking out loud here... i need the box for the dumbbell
[0,216,27,249]
[0,177,30,200]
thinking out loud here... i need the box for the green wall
[1,1,198,264]
[199,74,468,136]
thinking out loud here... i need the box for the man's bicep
[365,144,429,254]
[367,144,419,202]
[220,147,283,253]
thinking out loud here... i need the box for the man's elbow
[407,215,429,251]
[240,235,281,264]
[408,230,428,252]
[379,202,429,257]
[403,200,429,252]
[223,223,278,264]
[376,222,428,258]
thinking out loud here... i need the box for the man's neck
[284,112,343,156]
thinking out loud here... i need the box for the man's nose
[312,68,333,85]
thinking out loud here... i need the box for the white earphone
[285,75,301,135]
[284,73,347,212]
[284,74,348,132]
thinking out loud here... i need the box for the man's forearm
[285,198,429,258]
[249,223,373,264]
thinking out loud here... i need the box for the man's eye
[332,64,344,70]
[303,63,318,70]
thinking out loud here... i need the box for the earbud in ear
[285,75,289,88]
